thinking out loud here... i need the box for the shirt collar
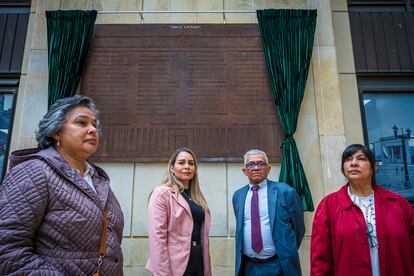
[84,162,94,178]
[249,179,267,190]
[75,162,94,177]
[340,183,394,211]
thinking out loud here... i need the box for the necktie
[251,185,263,253]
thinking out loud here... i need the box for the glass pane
[362,92,414,202]
[0,94,14,180]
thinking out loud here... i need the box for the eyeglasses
[245,161,268,169]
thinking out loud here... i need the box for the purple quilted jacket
[0,147,124,275]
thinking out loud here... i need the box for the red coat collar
[338,183,399,211]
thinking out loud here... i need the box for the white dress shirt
[348,187,380,276]
[76,162,96,193]
[243,179,277,258]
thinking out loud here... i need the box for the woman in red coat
[311,144,414,276]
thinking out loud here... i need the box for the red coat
[311,183,414,276]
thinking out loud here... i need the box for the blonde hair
[161,147,210,212]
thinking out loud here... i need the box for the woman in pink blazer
[146,148,212,276]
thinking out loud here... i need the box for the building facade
[4,0,413,275]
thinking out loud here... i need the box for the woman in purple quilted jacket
[0,96,124,275]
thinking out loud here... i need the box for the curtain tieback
[281,134,294,149]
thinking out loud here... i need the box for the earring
[56,140,61,147]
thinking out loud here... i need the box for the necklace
[348,187,378,248]
[361,199,373,221]
[349,188,374,221]
[349,184,373,197]
[181,190,193,201]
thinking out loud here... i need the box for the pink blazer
[146,185,212,276]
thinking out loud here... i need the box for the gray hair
[243,149,269,165]
[36,95,100,149]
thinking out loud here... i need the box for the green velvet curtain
[46,10,97,107]
[257,9,317,211]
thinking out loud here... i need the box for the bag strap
[93,208,108,276]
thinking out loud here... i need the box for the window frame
[348,0,414,12]
[358,76,414,204]
[358,77,414,145]
[0,79,18,180]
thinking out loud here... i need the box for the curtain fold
[257,9,317,211]
[46,10,97,107]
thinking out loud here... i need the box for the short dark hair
[341,144,376,182]
[36,96,100,149]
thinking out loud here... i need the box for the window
[0,86,16,179]
[349,0,414,203]
[0,2,30,181]
[348,0,414,12]
[361,90,414,202]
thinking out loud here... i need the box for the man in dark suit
[232,149,305,276]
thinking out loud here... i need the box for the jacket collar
[339,182,398,211]
[236,179,276,234]
[170,189,192,217]
[10,147,110,208]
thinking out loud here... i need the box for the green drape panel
[257,9,317,211]
[46,10,97,107]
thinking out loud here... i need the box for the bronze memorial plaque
[81,24,283,162]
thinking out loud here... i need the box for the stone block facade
[11,0,360,275]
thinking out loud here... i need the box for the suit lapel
[175,192,192,217]
[267,180,278,232]
[236,185,249,239]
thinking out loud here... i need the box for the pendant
[183,191,192,201]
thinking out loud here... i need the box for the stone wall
[10,0,362,275]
